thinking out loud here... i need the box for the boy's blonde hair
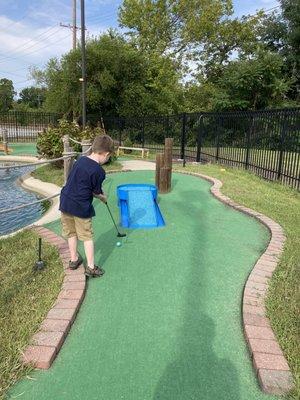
[92,135,114,154]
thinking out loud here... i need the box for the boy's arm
[93,192,107,203]
[91,168,107,202]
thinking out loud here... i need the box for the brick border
[19,169,128,369]
[16,167,152,369]
[178,170,294,396]
[21,226,86,370]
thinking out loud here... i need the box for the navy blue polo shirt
[59,156,106,218]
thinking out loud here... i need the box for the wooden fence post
[2,128,8,154]
[63,135,74,183]
[156,137,173,193]
[81,139,92,155]
[156,153,164,188]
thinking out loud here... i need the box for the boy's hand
[98,194,107,204]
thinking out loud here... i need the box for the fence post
[15,113,18,142]
[216,116,220,162]
[2,128,8,154]
[245,116,252,170]
[277,113,287,180]
[81,139,91,155]
[196,115,203,162]
[142,117,145,148]
[180,113,187,162]
[63,135,74,183]
[118,118,122,146]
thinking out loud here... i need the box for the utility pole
[60,0,78,50]
[73,0,76,50]
[80,0,86,128]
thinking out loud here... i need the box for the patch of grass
[174,162,300,399]
[32,160,123,187]
[32,164,64,187]
[0,230,64,399]
[117,151,157,161]
[40,199,51,214]
[103,160,122,171]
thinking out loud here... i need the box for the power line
[0,69,29,78]
[0,26,62,60]
[265,5,281,13]
[0,30,71,65]
[87,14,117,27]
[13,78,35,85]
[0,10,31,32]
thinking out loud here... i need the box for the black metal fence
[0,108,299,189]
[97,108,300,190]
[0,111,59,142]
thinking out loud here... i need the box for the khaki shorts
[61,212,93,241]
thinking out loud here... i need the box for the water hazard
[0,163,43,235]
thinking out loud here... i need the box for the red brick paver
[20,226,86,370]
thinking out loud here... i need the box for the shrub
[123,137,133,153]
[37,120,82,162]
[36,119,115,165]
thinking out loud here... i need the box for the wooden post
[159,167,172,193]
[63,135,74,183]
[163,137,173,192]
[81,139,91,155]
[2,129,8,154]
[155,153,164,188]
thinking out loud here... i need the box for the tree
[185,51,291,111]
[32,32,182,117]
[119,0,233,58]
[18,86,47,108]
[281,0,300,100]
[0,79,15,112]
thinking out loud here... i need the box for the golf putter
[105,202,126,237]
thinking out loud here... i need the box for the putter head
[117,233,126,237]
[34,260,45,270]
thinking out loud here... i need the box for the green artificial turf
[9,171,277,400]
[2,143,37,156]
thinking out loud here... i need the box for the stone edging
[20,169,130,369]
[21,226,86,369]
[177,170,294,396]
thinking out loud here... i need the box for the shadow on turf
[153,185,241,400]
[153,312,240,400]
[94,225,132,267]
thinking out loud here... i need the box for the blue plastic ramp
[117,184,165,229]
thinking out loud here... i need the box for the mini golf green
[9,171,276,400]
[1,143,37,156]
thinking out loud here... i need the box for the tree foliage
[24,0,300,115]
[18,86,46,109]
[31,32,182,118]
[0,79,15,112]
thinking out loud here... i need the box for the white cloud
[0,11,113,92]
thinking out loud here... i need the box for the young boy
[59,135,114,277]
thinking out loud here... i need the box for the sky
[0,0,280,95]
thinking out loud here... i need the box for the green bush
[37,120,82,162]
[123,137,133,153]
[81,124,106,141]
[36,119,115,165]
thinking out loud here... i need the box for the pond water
[0,163,43,236]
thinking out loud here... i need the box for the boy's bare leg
[68,236,78,262]
[84,240,94,268]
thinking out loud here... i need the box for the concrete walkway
[121,159,155,170]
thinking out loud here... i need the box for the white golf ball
[116,242,122,247]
